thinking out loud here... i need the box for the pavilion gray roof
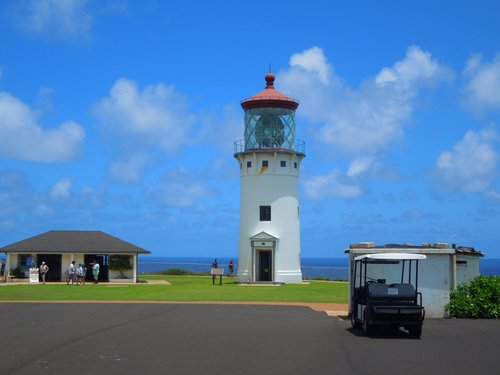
[0,230,150,254]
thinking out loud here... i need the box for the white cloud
[463,53,500,112]
[94,78,195,153]
[50,177,72,200]
[347,157,375,178]
[375,46,445,87]
[146,168,213,208]
[279,45,451,157]
[303,169,363,200]
[93,78,201,182]
[109,154,152,184]
[0,92,85,162]
[289,46,332,84]
[434,128,499,192]
[10,0,92,39]
[281,46,451,200]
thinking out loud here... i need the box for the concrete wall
[456,255,480,286]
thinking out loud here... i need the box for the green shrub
[161,268,189,275]
[109,255,132,278]
[446,275,500,319]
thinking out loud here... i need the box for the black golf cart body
[350,253,426,337]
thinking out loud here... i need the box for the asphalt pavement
[0,303,498,375]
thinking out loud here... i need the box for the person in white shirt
[67,261,76,285]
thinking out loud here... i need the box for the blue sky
[1,1,500,258]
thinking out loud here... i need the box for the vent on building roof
[349,242,376,249]
[433,243,452,249]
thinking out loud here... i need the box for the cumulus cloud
[0,92,85,162]
[303,169,363,200]
[9,0,92,39]
[109,154,152,184]
[280,45,451,199]
[463,53,500,112]
[280,45,451,157]
[434,128,499,192]
[93,78,201,181]
[94,78,196,151]
[346,157,375,178]
[289,46,332,84]
[49,177,72,200]
[146,168,213,208]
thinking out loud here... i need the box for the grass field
[0,275,349,304]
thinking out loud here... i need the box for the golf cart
[350,253,426,338]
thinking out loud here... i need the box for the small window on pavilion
[280,161,286,167]
[262,160,269,167]
[247,161,252,168]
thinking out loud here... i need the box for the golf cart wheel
[408,325,422,338]
[350,313,361,329]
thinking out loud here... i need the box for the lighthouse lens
[255,114,284,148]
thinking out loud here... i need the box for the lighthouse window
[294,162,298,168]
[280,161,286,167]
[260,205,271,221]
[262,160,269,167]
[247,161,252,168]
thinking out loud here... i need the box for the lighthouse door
[257,250,273,281]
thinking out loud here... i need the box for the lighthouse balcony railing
[234,139,305,154]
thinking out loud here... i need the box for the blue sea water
[138,256,500,278]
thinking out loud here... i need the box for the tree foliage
[446,275,500,319]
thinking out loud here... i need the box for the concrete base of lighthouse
[236,231,303,284]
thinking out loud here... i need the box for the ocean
[138,256,500,279]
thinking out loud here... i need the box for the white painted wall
[456,255,480,286]
[236,151,304,283]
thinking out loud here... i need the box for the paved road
[0,303,498,374]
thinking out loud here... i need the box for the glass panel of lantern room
[244,108,295,151]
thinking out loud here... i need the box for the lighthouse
[234,72,305,284]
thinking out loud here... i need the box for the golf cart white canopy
[354,253,427,261]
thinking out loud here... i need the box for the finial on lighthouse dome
[240,71,299,110]
[265,72,275,88]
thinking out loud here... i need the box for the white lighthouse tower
[234,72,305,284]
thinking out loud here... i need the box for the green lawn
[0,275,348,304]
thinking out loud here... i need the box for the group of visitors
[66,260,100,285]
[212,258,235,277]
[35,259,100,285]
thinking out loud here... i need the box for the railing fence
[139,262,348,281]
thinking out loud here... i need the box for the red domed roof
[241,72,299,111]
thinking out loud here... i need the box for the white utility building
[234,72,305,283]
[346,242,484,318]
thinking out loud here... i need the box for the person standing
[40,261,49,284]
[0,259,6,283]
[76,263,84,285]
[82,263,87,285]
[92,261,100,284]
[67,260,76,285]
[228,259,234,277]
